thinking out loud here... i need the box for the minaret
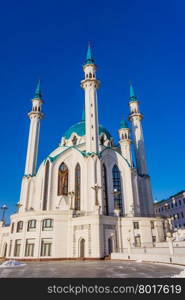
[118,117,132,166]
[81,44,100,154]
[128,83,154,215]
[128,83,147,175]
[24,81,44,176]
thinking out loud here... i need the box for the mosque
[0,45,165,259]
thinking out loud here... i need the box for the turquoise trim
[64,121,112,140]
[24,174,36,177]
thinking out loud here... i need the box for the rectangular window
[151,221,155,229]
[27,220,36,231]
[40,239,52,256]
[42,219,53,231]
[181,212,184,218]
[14,239,21,257]
[25,239,35,257]
[134,236,141,247]
[171,203,173,208]
[11,223,14,234]
[183,198,185,204]
[152,236,156,244]
[8,240,12,257]
[179,200,182,206]
[17,221,23,232]
[133,222,139,229]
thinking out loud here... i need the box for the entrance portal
[80,239,85,258]
[108,238,113,254]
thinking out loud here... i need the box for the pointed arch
[75,163,81,210]
[43,160,50,210]
[102,163,109,215]
[58,162,68,196]
[112,164,123,210]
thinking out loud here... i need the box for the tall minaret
[118,117,132,167]
[128,83,147,175]
[81,44,100,154]
[128,83,154,215]
[24,81,44,176]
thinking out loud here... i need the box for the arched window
[100,135,105,145]
[75,163,81,210]
[58,162,68,196]
[102,164,109,215]
[43,160,50,210]
[112,165,123,210]
[72,135,77,145]
[89,73,92,78]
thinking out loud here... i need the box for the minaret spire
[81,43,100,154]
[24,81,44,176]
[86,42,94,65]
[34,79,42,99]
[128,83,154,215]
[129,82,137,100]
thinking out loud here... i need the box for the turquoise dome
[64,121,112,140]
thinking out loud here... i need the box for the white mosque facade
[0,46,165,260]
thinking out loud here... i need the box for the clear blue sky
[0,0,185,222]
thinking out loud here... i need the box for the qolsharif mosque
[0,45,166,260]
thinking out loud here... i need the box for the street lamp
[1,204,8,222]
[167,231,174,258]
[91,183,102,206]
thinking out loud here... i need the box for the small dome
[64,121,112,140]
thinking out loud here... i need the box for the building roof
[154,190,185,205]
[64,121,112,140]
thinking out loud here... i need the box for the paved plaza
[0,260,184,278]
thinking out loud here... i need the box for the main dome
[64,121,112,140]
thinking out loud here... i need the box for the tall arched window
[112,165,123,210]
[75,163,81,210]
[102,164,109,215]
[58,162,68,196]
[43,160,50,210]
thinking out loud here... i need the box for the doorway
[108,238,113,254]
[80,239,85,258]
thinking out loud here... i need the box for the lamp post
[167,231,174,258]
[1,204,8,223]
[127,229,132,258]
[91,183,102,206]
[68,191,75,210]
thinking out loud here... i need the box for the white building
[0,45,165,260]
[154,191,185,230]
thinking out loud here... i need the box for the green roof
[64,121,112,139]
[120,119,128,129]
